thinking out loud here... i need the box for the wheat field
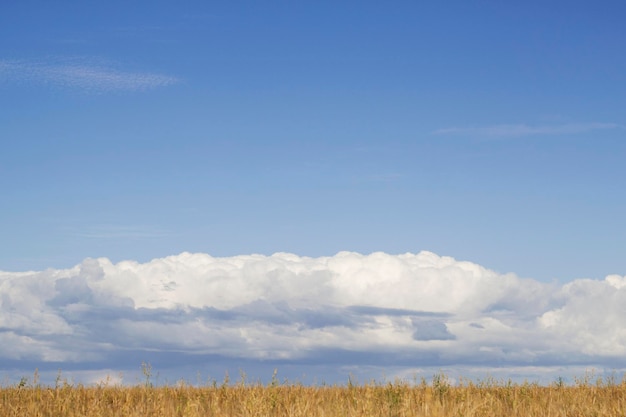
[1,371,625,416]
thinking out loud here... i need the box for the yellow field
[2,373,625,416]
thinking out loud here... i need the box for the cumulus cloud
[1,251,625,384]
[433,122,622,137]
[0,58,177,92]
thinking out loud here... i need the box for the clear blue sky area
[1,1,625,281]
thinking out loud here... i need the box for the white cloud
[0,251,625,384]
[0,58,177,92]
[433,123,622,137]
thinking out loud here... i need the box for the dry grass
[2,371,626,416]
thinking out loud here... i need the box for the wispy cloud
[433,122,623,137]
[72,225,171,239]
[0,57,178,92]
[1,251,625,384]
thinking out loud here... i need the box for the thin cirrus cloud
[0,58,178,92]
[72,224,171,239]
[432,122,623,137]
[1,251,626,384]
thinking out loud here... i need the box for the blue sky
[1,1,626,384]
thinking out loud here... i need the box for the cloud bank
[0,58,177,92]
[1,251,625,384]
